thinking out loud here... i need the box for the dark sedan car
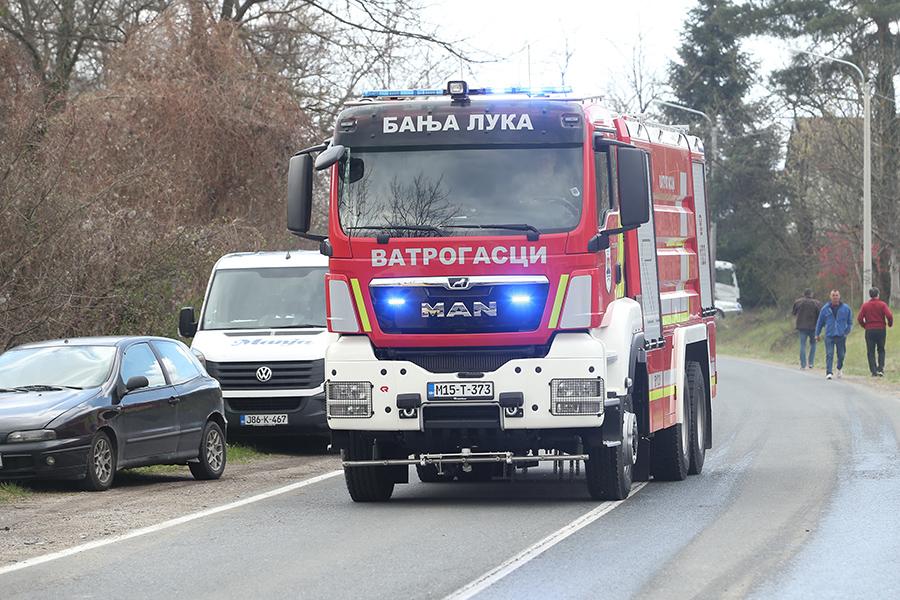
[0,336,226,490]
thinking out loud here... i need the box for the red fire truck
[287,81,717,502]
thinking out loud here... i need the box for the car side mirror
[125,376,149,392]
[617,147,651,227]
[178,306,198,338]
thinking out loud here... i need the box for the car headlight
[6,429,57,443]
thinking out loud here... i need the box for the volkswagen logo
[255,366,273,382]
[447,277,470,290]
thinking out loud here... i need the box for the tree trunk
[891,247,900,306]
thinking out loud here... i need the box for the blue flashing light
[510,294,532,305]
[362,88,445,98]
[387,297,406,307]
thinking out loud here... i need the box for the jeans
[824,335,847,375]
[798,329,816,368]
[865,329,887,374]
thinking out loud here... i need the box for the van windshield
[201,267,327,330]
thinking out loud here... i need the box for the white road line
[444,482,648,600]
[0,470,343,577]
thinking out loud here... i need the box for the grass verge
[0,482,33,504]
[126,442,267,476]
[717,308,900,387]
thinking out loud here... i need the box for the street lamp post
[792,48,873,300]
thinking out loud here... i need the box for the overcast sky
[422,0,791,112]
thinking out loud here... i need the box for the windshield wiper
[269,324,326,329]
[346,224,446,243]
[0,387,27,393]
[13,384,83,392]
[444,223,541,240]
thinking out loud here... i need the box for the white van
[178,251,334,444]
[714,260,743,317]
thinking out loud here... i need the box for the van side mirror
[617,147,651,227]
[125,375,149,392]
[178,306,198,338]
[287,153,314,235]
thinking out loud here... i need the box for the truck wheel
[650,365,693,481]
[416,464,450,483]
[343,433,394,502]
[687,361,707,475]
[586,397,635,500]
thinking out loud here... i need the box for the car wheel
[189,420,227,480]
[82,430,116,491]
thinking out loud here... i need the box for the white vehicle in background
[714,260,742,318]
[178,251,334,447]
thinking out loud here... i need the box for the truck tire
[650,364,694,481]
[687,361,707,475]
[343,433,394,502]
[586,397,635,500]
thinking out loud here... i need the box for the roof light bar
[361,83,573,99]
[362,88,445,98]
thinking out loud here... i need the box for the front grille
[206,360,324,390]
[423,404,500,429]
[227,397,304,412]
[374,345,549,374]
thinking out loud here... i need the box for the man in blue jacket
[816,289,854,379]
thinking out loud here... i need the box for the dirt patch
[0,448,342,566]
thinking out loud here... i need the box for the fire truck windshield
[338,145,583,237]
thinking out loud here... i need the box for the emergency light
[362,81,573,99]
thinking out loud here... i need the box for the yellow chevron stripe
[548,274,570,329]
[662,311,691,326]
[350,278,371,332]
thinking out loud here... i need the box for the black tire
[189,421,227,480]
[687,361,707,475]
[416,463,450,483]
[343,433,394,502]
[82,430,116,491]
[586,397,635,500]
[650,367,692,481]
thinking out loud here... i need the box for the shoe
[877,371,885,377]
[837,369,842,379]
[826,373,833,380]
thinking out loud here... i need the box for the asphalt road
[3,357,899,599]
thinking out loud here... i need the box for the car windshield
[201,267,328,330]
[0,346,116,389]
[715,268,735,286]
[338,145,584,237]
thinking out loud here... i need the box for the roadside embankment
[717,309,899,388]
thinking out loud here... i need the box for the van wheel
[82,431,116,491]
[344,433,394,502]
[189,421,227,480]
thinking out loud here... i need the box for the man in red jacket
[857,287,894,377]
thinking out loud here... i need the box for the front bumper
[0,436,91,480]
[326,333,609,432]
[224,391,328,436]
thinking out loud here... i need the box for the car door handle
[168,396,181,405]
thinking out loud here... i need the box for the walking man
[857,287,893,376]
[816,289,853,380]
[792,288,821,369]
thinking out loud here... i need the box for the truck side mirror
[178,306,198,338]
[287,153,314,235]
[617,147,651,228]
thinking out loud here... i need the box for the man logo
[447,277,470,290]
[421,301,497,318]
[255,366,273,382]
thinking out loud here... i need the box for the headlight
[6,429,57,443]
[191,348,207,368]
[550,378,604,415]
[326,381,372,417]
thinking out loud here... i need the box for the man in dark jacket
[816,289,853,379]
[857,287,894,376]
[793,288,822,369]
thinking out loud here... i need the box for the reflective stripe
[615,233,625,297]
[548,274,570,329]
[662,311,691,326]
[649,384,676,402]
[350,278,372,332]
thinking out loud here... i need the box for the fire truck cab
[287,82,717,502]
